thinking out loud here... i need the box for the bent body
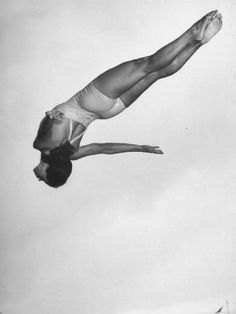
[33,10,222,186]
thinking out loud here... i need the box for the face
[33,160,49,182]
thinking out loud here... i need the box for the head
[33,141,74,188]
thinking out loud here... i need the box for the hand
[142,145,163,154]
[45,110,64,121]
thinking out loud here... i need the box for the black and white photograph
[1,0,236,313]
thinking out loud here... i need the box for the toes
[198,10,218,32]
[218,15,223,29]
[201,11,222,44]
[205,12,222,31]
[217,13,223,22]
[211,13,223,27]
[206,10,218,19]
[205,10,218,24]
[219,15,223,26]
[216,14,223,27]
[211,12,222,24]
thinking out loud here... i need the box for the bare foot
[189,10,218,42]
[201,13,223,44]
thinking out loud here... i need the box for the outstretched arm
[70,143,163,160]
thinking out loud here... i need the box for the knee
[169,59,180,73]
[139,56,169,74]
[158,59,179,78]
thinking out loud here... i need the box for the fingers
[45,110,64,120]
[55,112,64,120]
[154,148,164,154]
[150,146,164,154]
[143,145,164,154]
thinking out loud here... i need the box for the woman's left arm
[70,143,163,160]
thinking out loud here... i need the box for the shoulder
[33,114,68,150]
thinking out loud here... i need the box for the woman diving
[33,10,222,187]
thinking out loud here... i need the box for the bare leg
[93,10,217,98]
[120,13,223,107]
[119,41,201,106]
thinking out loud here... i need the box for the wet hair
[41,141,74,188]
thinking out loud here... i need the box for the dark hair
[41,141,74,188]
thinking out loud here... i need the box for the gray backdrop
[1,0,236,313]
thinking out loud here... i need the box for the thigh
[93,57,150,99]
[119,71,160,107]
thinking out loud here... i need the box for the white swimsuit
[46,81,127,148]
[68,119,85,145]
[50,81,126,128]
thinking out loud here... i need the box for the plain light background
[1,0,236,314]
